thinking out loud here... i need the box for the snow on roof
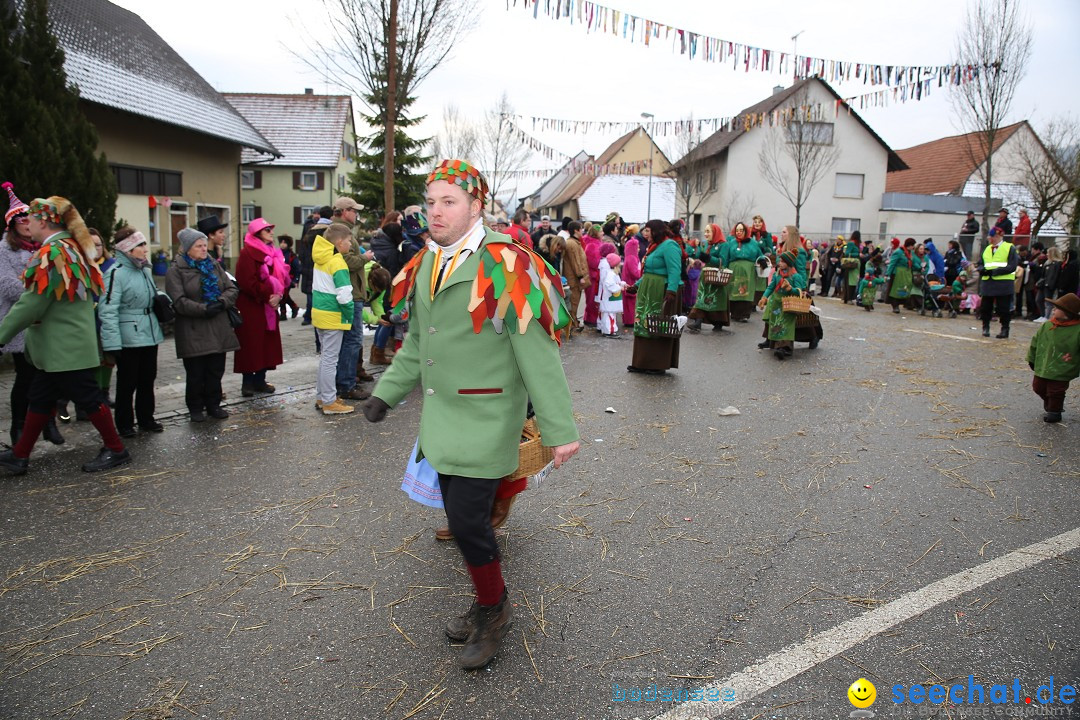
[225,94,353,167]
[577,174,676,224]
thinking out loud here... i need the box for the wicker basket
[512,418,553,478]
[701,267,732,286]
[781,293,813,314]
[840,257,860,269]
[645,314,682,337]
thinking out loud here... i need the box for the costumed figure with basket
[840,232,862,303]
[725,222,764,323]
[359,159,580,671]
[778,225,823,349]
[686,223,731,333]
[758,250,808,360]
[886,237,917,313]
[628,219,684,374]
[749,216,774,302]
[0,196,132,475]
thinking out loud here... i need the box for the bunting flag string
[506,77,941,138]
[508,0,987,95]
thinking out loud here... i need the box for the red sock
[13,410,50,458]
[467,560,505,606]
[87,404,125,452]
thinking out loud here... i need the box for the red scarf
[1050,316,1080,328]
[15,238,40,253]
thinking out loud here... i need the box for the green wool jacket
[0,275,100,373]
[373,228,579,479]
[1027,320,1080,382]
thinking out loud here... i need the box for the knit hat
[427,159,489,205]
[115,230,148,254]
[402,210,429,239]
[3,182,28,225]
[779,251,797,267]
[605,252,621,268]
[178,227,206,254]
[890,237,900,248]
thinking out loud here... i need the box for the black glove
[205,301,224,317]
[361,396,390,423]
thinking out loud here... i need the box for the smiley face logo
[848,678,876,709]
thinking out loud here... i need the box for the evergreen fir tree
[348,82,430,217]
[0,0,116,237]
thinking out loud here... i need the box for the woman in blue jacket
[99,227,165,437]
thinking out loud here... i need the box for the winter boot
[370,346,392,366]
[995,325,1010,339]
[459,590,513,670]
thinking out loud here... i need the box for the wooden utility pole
[384,0,398,214]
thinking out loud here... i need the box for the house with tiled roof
[526,129,673,223]
[883,121,1068,254]
[673,77,905,239]
[16,0,279,262]
[224,92,358,238]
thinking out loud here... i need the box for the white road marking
[646,526,1080,720]
[902,328,991,343]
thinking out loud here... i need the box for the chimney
[304,88,314,95]
[772,85,785,96]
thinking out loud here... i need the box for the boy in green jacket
[360,159,580,671]
[0,197,131,474]
[1027,293,1080,423]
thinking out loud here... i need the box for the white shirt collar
[427,218,485,258]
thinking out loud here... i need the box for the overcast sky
[113,0,1079,197]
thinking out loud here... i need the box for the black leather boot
[995,325,1010,339]
[42,418,65,445]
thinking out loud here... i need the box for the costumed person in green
[725,222,763,322]
[757,250,807,360]
[856,269,884,311]
[840,232,862,303]
[686,222,730,333]
[886,237,917,313]
[1027,293,1080,423]
[0,196,131,474]
[359,159,581,670]
[628,219,684,373]
[777,224,822,349]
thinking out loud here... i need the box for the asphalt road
[0,299,1076,720]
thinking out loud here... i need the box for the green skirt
[634,273,670,338]
[693,270,730,312]
[889,267,913,300]
[729,260,756,302]
[846,265,860,286]
[764,292,797,342]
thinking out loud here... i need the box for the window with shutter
[254,206,262,220]
[293,207,302,225]
[317,172,325,190]
[254,170,262,189]
[292,171,301,189]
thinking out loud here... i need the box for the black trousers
[27,367,103,414]
[10,353,35,434]
[980,294,1013,327]
[114,345,158,431]
[183,353,226,412]
[437,473,501,566]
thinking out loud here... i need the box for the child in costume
[856,270,884,311]
[758,251,807,360]
[311,224,356,415]
[944,270,968,318]
[596,252,626,337]
[1026,293,1080,423]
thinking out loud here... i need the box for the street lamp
[641,112,654,221]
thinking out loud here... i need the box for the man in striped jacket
[312,224,362,414]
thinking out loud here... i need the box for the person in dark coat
[944,239,965,284]
[369,221,404,277]
[167,228,241,422]
[978,228,1019,338]
[1059,250,1080,298]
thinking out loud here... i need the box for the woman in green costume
[629,219,684,374]
[686,222,730,332]
[757,250,807,360]
[726,222,763,323]
[840,231,862,304]
[886,237,916,313]
[907,243,927,311]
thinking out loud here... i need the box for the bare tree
[476,92,531,213]
[951,0,1033,252]
[295,0,478,208]
[670,116,719,228]
[719,190,757,233]
[432,103,479,161]
[757,86,840,227]
[1006,118,1080,236]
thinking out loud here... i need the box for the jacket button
[428,326,437,334]
[426,359,434,366]
[426,388,435,396]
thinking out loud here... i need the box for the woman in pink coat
[621,236,642,326]
[233,218,290,396]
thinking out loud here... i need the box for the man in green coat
[0,196,131,474]
[360,159,580,670]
